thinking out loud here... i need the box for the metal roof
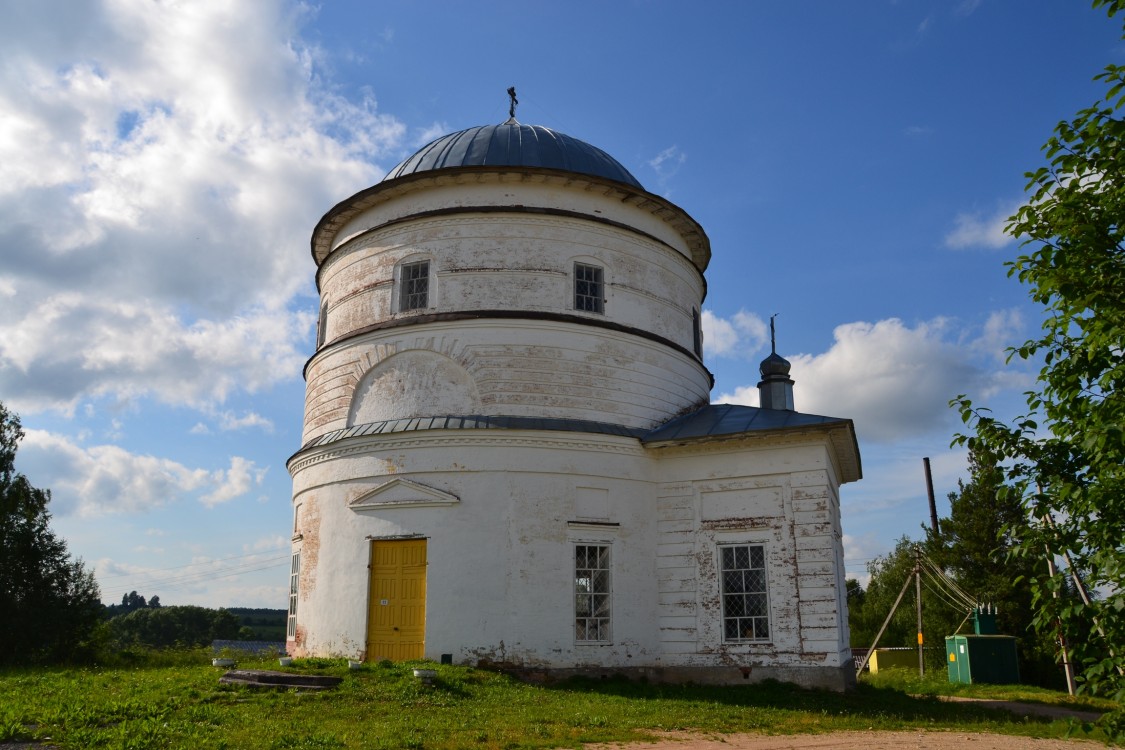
[292,406,861,482]
[381,122,644,189]
[298,414,647,451]
[298,405,848,449]
[641,403,850,442]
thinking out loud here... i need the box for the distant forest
[103,592,287,643]
[226,608,287,641]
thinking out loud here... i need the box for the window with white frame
[574,263,604,313]
[399,260,430,311]
[574,544,611,641]
[287,551,301,638]
[720,544,770,641]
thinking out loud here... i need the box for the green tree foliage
[952,0,1125,700]
[104,590,162,619]
[226,607,288,640]
[924,444,1062,687]
[848,537,959,672]
[0,402,102,664]
[109,605,241,649]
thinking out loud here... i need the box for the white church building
[286,108,862,690]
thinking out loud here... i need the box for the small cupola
[757,316,794,411]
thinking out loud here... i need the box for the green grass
[0,654,1118,749]
[863,666,1118,710]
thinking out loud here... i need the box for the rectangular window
[575,544,611,641]
[692,308,703,358]
[287,551,301,638]
[720,544,770,641]
[400,260,430,311]
[574,263,604,313]
[316,303,328,348]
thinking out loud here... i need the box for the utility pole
[1045,553,1077,696]
[855,571,914,675]
[915,544,924,677]
[923,457,939,534]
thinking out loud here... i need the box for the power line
[99,555,289,598]
[97,548,290,579]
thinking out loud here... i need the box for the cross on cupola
[757,313,795,410]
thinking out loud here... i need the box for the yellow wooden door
[367,539,427,661]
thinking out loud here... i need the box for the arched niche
[347,350,481,426]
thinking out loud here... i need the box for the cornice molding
[288,431,646,475]
[311,168,710,274]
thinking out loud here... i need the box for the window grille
[574,263,604,313]
[720,544,770,641]
[316,303,328,348]
[692,308,703,357]
[400,260,430,311]
[575,544,611,641]
[287,551,301,638]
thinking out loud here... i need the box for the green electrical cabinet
[945,635,1020,685]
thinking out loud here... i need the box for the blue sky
[1,1,1119,608]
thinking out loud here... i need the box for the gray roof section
[382,122,644,189]
[299,405,850,451]
[642,403,850,442]
[299,414,647,451]
[294,407,861,482]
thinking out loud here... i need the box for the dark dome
[382,121,643,189]
[759,351,792,378]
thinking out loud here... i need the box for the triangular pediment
[349,478,459,511]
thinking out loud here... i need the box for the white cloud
[218,411,275,433]
[904,125,933,137]
[955,0,983,18]
[791,318,984,442]
[715,383,760,408]
[701,310,739,356]
[733,311,769,350]
[701,309,768,358]
[93,552,289,608]
[201,456,267,507]
[945,202,1018,249]
[843,532,888,587]
[18,429,262,516]
[971,308,1023,362]
[648,145,686,190]
[248,535,289,553]
[415,121,450,147]
[0,0,405,416]
[0,294,315,413]
[716,317,994,444]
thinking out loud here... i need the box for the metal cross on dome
[507,87,518,119]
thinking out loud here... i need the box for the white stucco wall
[287,427,854,688]
[320,211,703,349]
[329,178,702,271]
[301,319,710,442]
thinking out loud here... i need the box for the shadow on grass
[539,675,1070,727]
